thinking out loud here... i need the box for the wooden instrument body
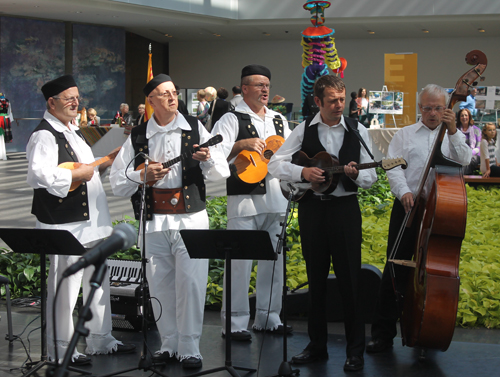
[395,50,487,352]
[280,150,407,201]
[232,135,284,184]
[402,165,466,351]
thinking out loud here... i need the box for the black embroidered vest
[227,111,284,196]
[31,119,90,224]
[301,116,361,194]
[130,115,206,220]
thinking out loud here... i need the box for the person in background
[211,64,292,342]
[456,108,481,174]
[87,108,100,127]
[113,103,133,127]
[356,88,369,126]
[110,74,229,370]
[196,89,210,126]
[229,85,243,108]
[175,85,189,115]
[480,122,500,178]
[268,74,376,372]
[26,75,134,365]
[209,87,233,128]
[459,87,478,118]
[135,104,145,126]
[348,91,359,120]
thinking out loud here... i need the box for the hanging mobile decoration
[300,1,343,110]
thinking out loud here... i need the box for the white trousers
[46,254,120,362]
[146,230,209,360]
[221,213,284,333]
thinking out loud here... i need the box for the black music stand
[0,228,90,377]
[180,229,277,377]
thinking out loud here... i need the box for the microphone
[63,223,137,278]
[287,182,299,195]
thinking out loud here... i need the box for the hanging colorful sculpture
[301,0,343,109]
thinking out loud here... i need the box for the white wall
[170,36,500,112]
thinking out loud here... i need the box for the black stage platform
[1,304,499,377]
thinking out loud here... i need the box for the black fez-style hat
[143,74,173,96]
[41,75,78,101]
[241,64,271,80]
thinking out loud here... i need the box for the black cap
[143,74,172,96]
[41,75,77,101]
[241,64,271,80]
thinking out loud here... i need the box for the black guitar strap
[344,118,375,161]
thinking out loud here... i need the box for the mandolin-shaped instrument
[58,147,121,192]
[280,150,407,201]
[230,135,284,184]
[134,134,223,187]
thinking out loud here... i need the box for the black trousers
[298,195,365,357]
[370,199,419,341]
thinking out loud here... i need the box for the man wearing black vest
[26,75,133,365]
[211,64,292,340]
[212,64,291,341]
[109,74,229,369]
[268,74,376,372]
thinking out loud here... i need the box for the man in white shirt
[26,75,134,365]
[268,74,376,372]
[211,64,292,341]
[366,84,472,354]
[229,86,243,108]
[110,74,229,370]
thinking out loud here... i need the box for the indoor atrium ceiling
[0,0,500,42]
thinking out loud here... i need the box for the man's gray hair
[120,103,129,110]
[418,84,449,105]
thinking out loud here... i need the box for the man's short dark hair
[217,87,229,100]
[314,75,346,105]
[232,86,241,95]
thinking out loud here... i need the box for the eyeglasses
[246,83,272,90]
[149,90,178,99]
[421,106,445,113]
[53,96,81,103]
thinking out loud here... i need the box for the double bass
[391,50,487,352]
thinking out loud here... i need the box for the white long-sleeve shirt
[268,113,377,196]
[210,100,292,219]
[26,110,112,245]
[386,120,472,201]
[109,112,229,233]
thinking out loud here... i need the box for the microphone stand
[54,262,108,377]
[98,158,170,377]
[268,183,300,377]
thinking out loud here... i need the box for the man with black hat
[211,64,292,340]
[26,75,134,365]
[109,74,229,369]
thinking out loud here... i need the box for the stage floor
[1,304,500,377]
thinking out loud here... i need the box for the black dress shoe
[222,330,252,341]
[114,343,137,353]
[70,355,92,366]
[291,349,328,364]
[152,351,176,364]
[253,324,293,334]
[182,357,202,369]
[366,338,393,353]
[344,355,364,371]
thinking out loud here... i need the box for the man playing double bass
[367,84,472,354]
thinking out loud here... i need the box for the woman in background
[87,108,100,127]
[457,108,481,174]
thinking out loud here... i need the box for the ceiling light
[164,34,173,38]
[262,32,271,36]
[478,28,485,33]
[422,29,429,33]
[213,33,221,37]
[368,30,375,35]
